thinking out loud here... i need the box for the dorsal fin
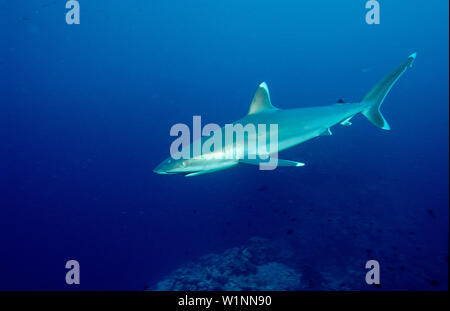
[248,82,278,115]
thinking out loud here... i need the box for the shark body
[154,53,416,176]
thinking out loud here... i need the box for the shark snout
[153,162,168,174]
[154,157,180,174]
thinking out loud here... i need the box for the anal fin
[340,117,353,126]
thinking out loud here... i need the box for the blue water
[1,0,448,290]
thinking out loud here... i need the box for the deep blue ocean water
[1,0,448,290]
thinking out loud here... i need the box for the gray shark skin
[154,53,416,177]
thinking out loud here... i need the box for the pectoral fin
[239,158,305,167]
[275,159,305,167]
[185,169,220,177]
[184,162,238,177]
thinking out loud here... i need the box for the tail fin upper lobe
[361,52,416,130]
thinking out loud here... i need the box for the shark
[154,53,416,177]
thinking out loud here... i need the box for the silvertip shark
[154,53,416,177]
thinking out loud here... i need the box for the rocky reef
[149,231,448,291]
[150,237,302,290]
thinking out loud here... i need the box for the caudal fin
[361,53,416,130]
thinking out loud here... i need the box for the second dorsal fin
[248,82,278,115]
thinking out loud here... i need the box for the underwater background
[1,0,448,290]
